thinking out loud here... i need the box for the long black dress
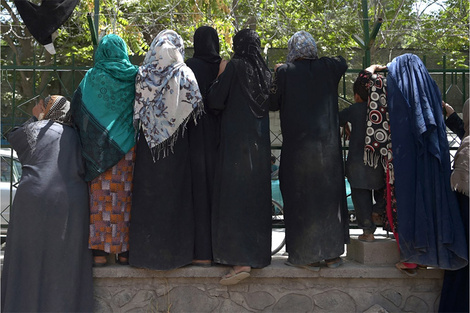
[185,26,221,261]
[269,57,349,265]
[207,61,272,269]
[129,130,194,270]
[1,119,93,312]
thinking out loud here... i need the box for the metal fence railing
[1,54,468,233]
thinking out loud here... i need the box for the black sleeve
[268,65,286,112]
[339,105,352,126]
[330,56,348,80]
[445,112,465,139]
[207,61,235,112]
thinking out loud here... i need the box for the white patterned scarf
[134,29,203,161]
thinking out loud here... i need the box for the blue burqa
[387,54,468,270]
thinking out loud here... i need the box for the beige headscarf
[450,99,469,196]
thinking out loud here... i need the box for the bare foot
[93,256,107,267]
[192,260,212,267]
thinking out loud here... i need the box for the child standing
[339,65,387,242]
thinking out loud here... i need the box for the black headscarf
[193,26,222,64]
[231,29,272,118]
[14,0,79,46]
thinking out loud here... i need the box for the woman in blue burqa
[387,54,467,270]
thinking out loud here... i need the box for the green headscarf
[71,34,138,181]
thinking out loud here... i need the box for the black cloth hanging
[14,0,79,45]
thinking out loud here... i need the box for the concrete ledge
[347,237,400,265]
[93,257,443,279]
[93,257,444,312]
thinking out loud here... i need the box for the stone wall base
[93,257,443,313]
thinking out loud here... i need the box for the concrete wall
[93,257,444,313]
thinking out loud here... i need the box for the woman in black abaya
[269,31,349,269]
[185,26,222,266]
[130,30,204,270]
[1,96,93,312]
[207,29,272,285]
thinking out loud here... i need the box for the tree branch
[1,0,21,25]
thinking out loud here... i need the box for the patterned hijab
[286,31,318,63]
[362,70,394,183]
[134,29,203,161]
[39,95,72,125]
[231,29,272,118]
[70,34,138,181]
[193,26,221,64]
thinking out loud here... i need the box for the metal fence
[1,53,468,232]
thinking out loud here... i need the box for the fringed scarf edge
[148,103,205,162]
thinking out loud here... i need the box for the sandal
[358,233,375,242]
[93,256,107,267]
[395,262,418,277]
[325,257,343,268]
[219,267,251,285]
[285,261,321,272]
[116,256,129,265]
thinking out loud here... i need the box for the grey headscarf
[39,95,73,126]
[286,31,318,63]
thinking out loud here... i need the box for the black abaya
[269,57,349,265]
[207,61,272,268]
[129,130,194,270]
[185,29,221,261]
[1,119,93,312]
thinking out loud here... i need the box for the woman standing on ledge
[207,29,272,285]
[269,31,349,269]
[71,34,138,266]
[130,30,204,270]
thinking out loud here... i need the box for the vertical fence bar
[442,55,446,102]
[362,0,370,67]
[72,54,75,90]
[33,48,36,95]
[94,0,99,38]
[9,55,17,211]
[463,72,467,103]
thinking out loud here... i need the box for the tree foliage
[2,0,468,63]
[0,0,468,114]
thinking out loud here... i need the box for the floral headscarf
[134,29,204,161]
[286,31,318,63]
